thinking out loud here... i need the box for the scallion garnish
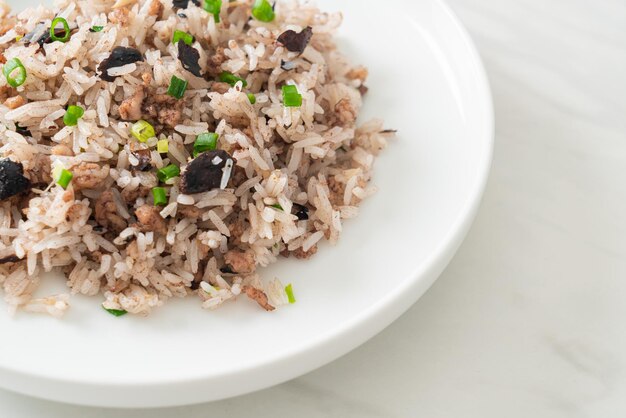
[157,139,169,154]
[166,75,188,99]
[251,0,275,22]
[282,84,302,107]
[285,283,296,304]
[52,164,73,189]
[90,26,104,32]
[63,105,84,126]
[157,164,180,182]
[102,305,127,317]
[172,29,194,46]
[203,0,222,22]
[193,132,218,157]
[247,93,256,104]
[219,71,247,87]
[271,203,283,210]
[50,17,71,42]
[3,58,27,88]
[152,187,168,206]
[131,120,156,143]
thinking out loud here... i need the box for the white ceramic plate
[0,0,493,407]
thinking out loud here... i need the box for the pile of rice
[0,0,393,317]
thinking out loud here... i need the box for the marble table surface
[2,0,626,416]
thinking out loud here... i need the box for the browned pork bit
[98,46,143,82]
[276,26,313,54]
[94,190,127,233]
[3,95,25,109]
[148,0,164,17]
[142,94,184,128]
[224,250,255,274]
[0,159,31,201]
[242,285,275,312]
[177,40,201,77]
[118,85,145,121]
[179,150,234,194]
[71,162,110,191]
[135,205,167,234]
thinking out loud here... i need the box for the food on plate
[0,0,394,317]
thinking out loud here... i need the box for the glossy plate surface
[0,0,493,407]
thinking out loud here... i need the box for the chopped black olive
[276,26,313,54]
[179,150,233,194]
[220,265,236,275]
[0,159,31,201]
[131,149,153,172]
[15,123,31,137]
[173,0,200,9]
[292,203,309,220]
[97,46,144,82]
[23,24,77,49]
[0,254,20,264]
[177,40,202,77]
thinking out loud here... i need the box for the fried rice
[0,0,394,317]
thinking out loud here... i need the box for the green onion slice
[219,71,247,87]
[131,120,156,143]
[193,132,218,157]
[102,305,128,317]
[157,139,169,154]
[166,75,188,99]
[152,187,168,206]
[157,164,180,182]
[52,164,73,189]
[3,58,27,88]
[90,26,104,32]
[285,283,296,304]
[282,84,302,107]
[271,203,283,210]
[172,29,194,46]
[247,93,256,104]
[63,105,84,127]
[251,0,275,22]
[50,17,71,42]
[203,0,222,22]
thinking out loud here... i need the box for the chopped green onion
[282,84,302,107]
[271,203,283,210]
[50,17,71,43]
[63,105,84,127]
[157,139,169,154]
[219,71,247,87]
[251,0,275,22]
[52,165,73,189]
[90,25,104,32]
[203,0,222,22]
[131,120,156,143]
[3,58,27,88]
[285,283,296,304]
[247,93,256,104]
[152,187,168,206]
[166,75,188,99]
[172,29,194,46]
[193,132,218,157]
[157,164,180,182]
[102,305,127,317]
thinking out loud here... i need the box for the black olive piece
[0,254,20,264]
[177,40,202,77]
[179,150,234,194]
[292,203,309,220]
[15,123,31,137]
[131,149,153,172]
[0,159,31,201]
[190,280,201,290]
[173,0,200,9]
[98,46,144,82]
[276,26,313,54]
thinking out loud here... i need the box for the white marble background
[2,0,626,416]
